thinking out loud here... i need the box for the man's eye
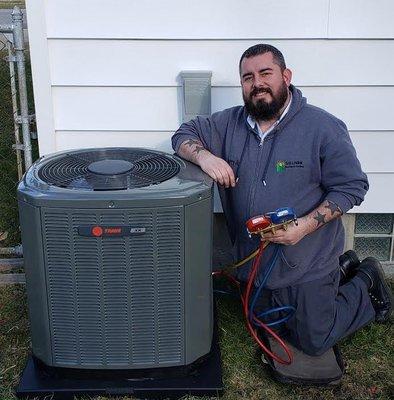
[244,76,252,82]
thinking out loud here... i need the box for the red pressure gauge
[246,215,272,235]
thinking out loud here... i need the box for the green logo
[276,160,286,173]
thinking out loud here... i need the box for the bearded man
[171,44,392,358]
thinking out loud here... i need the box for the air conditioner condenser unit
[17,147,214,371]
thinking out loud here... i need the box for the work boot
[356,257,393,323]
[339,250,360,284]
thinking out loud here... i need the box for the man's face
[240,52,292,121]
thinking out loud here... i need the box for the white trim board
[25,0,56,155]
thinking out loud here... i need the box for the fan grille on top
[37,149,181,190]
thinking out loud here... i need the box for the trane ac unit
[17,147,213,370]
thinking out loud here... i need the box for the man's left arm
[264,199,343,245]
[264,120,369,245]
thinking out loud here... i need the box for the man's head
[239,44,292,121]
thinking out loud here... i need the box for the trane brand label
[78,225,146,237]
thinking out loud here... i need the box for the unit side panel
[156,208,185,365]
[18,201,53,365]
[184,197,214,364]
[41,209,78,366]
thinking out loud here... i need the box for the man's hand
[178,139,236,188]
[197,152,236,188]
[262,217,309,245]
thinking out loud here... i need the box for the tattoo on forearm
[304,200,343,234]
[313,211,326,227]
[192,145,205,154]
[184,139,203,147]
[325,200,343,216]
[178,138,208,164]
[311,200,342,229]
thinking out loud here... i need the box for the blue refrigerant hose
[249,244,296,327]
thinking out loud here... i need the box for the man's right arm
[172,118,236,188]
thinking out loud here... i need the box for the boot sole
[363,257,393,323]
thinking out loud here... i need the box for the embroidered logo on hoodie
[276,160,304,172]
[276,161,286,172]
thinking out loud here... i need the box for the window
[354,214,394,262]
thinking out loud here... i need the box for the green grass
[0,285,393,400]
[0,2,24,9]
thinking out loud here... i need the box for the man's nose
[253,74,266,88]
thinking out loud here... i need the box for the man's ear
[283,68,292,87]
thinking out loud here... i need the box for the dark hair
[239,44,286,73]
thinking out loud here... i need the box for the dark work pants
[253,269,376,356]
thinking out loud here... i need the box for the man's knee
[297,336,334,357]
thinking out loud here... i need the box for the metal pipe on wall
[0,7,33,258]
[0,24,13,33]
[11,6,32,169]
[0,245,23,257]
[7,40,23,179]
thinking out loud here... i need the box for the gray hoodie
[172,85,369,289]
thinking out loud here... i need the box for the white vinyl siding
[44,0,330,39]
[48,40,394,87]
[55,131,174,153]
[328,0,394,39]
[26,0,394,213]
[52,86,394,132]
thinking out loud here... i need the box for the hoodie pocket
[276,232,321,273]
[258,242,309,288]
[279,247,299,269]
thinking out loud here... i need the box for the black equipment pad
[16,327,223,400]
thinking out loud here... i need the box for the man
[172,44,392,356]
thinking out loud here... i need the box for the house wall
[25,0,394,213]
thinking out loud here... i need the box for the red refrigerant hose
[213,240,293,365]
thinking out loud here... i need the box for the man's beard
[243,81,289,121]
